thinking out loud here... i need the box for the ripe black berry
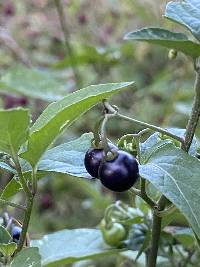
[84,143,117,178]
[12,225,22,243]
[98,150,139,192]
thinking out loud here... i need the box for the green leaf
[20,82,134,167]
[0,226,12,244]
[0,65,71,102]
[140,128,198,164]
[22,133,93,178]
[38,133,92,177]
[165,0,200,42]
[31,229,123,266]
[126,224,148,252]
[0,178,22,200]
[0,242,17,257]
[124,27,200,58]
[11,247,41,267]
[173,227,194,247]
[135,230,151,261]
[161,209,179,229]
[0,109,30,156]
[139,143,200,238]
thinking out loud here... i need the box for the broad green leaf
[21,82,134,167]
[0,178,22,200]
[0,242,17,257]
[0,109,30,156]
[0,65,71,102]
[31,229,123,267]
[0,226,12,244]
[11,247,41,267]
[139,143,200,238]
[0,161,16,174]
[37,133,93,178]
[21,133,93,178]
[165,0,200,41]
[124,27,200,58]
[140,128,198,164]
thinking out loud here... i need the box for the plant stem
[129,187,156,208]
[147,64,200,267]
[12,153,36,253]
[147,195,167,267]
[54,0,82,88]
[182,69,200,152]
[31,166,37,196]
[140,178,156,207]
[16,195,34,252]
[13,155,32,199]
[103,100,184,146]
[0,199,26,211]
[154,204,176,217]
[117,114,184,146]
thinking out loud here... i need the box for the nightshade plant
[0,0,200,266]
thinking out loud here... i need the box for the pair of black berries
[84,144,139,192]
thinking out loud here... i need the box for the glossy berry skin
[12,226,22,243]
[84,144,117,178]
[99,150,139,192]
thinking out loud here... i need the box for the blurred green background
[0,0,199,266]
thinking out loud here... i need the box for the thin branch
[54,0,82,88]
[117,114,185,147]
[154,204,176,217]
[129,186,156,209]
[182,68,200,151]
[16,196,34,252]
[102,100,185,146]
[0,199,26,211]
[13,155,32,199]
[147,195,168,267]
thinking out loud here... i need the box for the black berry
[84,143,117,178]
[98,150,139,192]
[12,225,22,243]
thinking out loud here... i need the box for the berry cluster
[84,143,139,192]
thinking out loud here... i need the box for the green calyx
[100,219,127,247]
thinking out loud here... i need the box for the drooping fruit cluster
[84,143,139,192]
